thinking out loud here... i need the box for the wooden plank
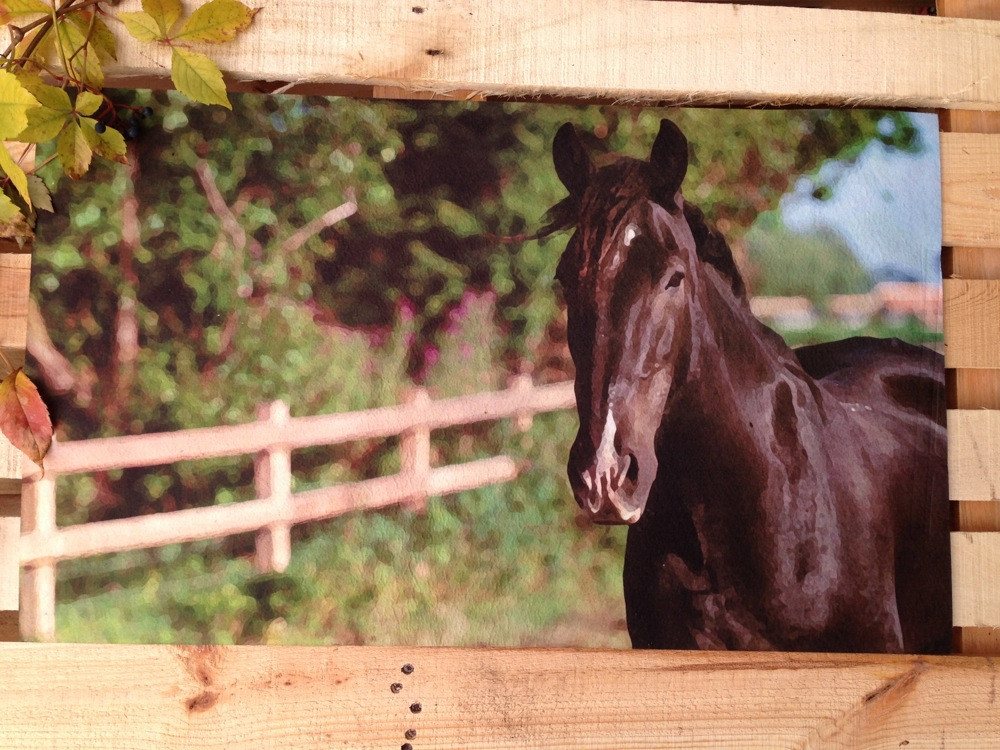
[952,532,1000,627]
[90,1,1000,110]
[949,411,1000,502]
[940,133,1000,249]
[0,496,18,642]
[0,643,996,748]
[943,279,1000,369]
[0,246,30,644]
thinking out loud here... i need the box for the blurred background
[26,94,942,646]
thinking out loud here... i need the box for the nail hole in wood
[401,664,414,674]
[405,729,417,740]
[409,702,422,713]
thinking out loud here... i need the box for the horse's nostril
[625,453,639,485]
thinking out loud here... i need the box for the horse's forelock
[546,161,745,299]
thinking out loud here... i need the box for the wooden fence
[18,377,576,641]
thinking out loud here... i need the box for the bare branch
[278,200,357,256]
[193,160,263,258]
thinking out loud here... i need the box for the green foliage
[747,211,874,303]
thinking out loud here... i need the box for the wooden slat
[952,532,1000,627]
[91,1,1000,110]
[0,642,997,748]
[0,247,30,643]
[949,411,1000,502]
[35,382,574,476]
[943,279,1000,369]
[19,457,517,564]
[940,133,1000,249]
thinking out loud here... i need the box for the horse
[550,119,951,653]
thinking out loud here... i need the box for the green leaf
[57,122,93,179]
[56,20,104,88]
[75,91,103,116]
[171,48,230,108]
[68,13,118,63]
[176,0,257,44]
[2,0,47,18]
[26,175,52,213]
[81,119,127,164]
[15,81,72,143]
[0,146,29,206]
[118,11,166,43]
[0,69,40,140]
[143,0,183,35]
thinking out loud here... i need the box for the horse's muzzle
[575,453,644,524]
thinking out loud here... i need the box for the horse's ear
[648,119,689,205]
[553,123,593,197]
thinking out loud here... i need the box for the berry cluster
[94,105,155,140]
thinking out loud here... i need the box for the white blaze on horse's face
[567,202,698,527]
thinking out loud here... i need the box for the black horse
[551,119,950,653]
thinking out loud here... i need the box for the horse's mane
[681,202,747,298]
[538,185,747,299]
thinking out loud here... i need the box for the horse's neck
[655,267,842,600]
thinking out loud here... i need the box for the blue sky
[779,112,942,284]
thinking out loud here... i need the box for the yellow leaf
[15,26,55,75]
[143,0,183,35]
[69,12,118,62]
[57,122,93,179]
[0,69,39,140]
[118,10,166,42]
[171,48,230,108]
[56,20,104,89]
[0,146,30,206]
[81,119,127,164]
[26,175,52,213]
[3,0,46,18]
[17,77,71,111]
[0,191,19,223]
[0,191,32,245]
[0,5,9,25]
[75,91,103,116]
[15,82,72,143]
[177,0,257,44]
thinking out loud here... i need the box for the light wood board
[0,642,998,748]
[90,1,1000,110]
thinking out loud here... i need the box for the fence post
[510,373,534,432]
[253,401,293,573]
[20,473,57,641]
[400,387,431,511]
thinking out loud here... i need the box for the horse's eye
[665,270,685,290]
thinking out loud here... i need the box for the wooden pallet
[1,1,1000,746]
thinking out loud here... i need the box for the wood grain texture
[949,411,1000,502]
[0,248,30,642]
[940,133,1000,249]
[0,643,997,748]
[952,532,1000,627]
[88,1,1000,110]
[943,279,1000,369]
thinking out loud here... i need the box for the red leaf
[0,368,52,464]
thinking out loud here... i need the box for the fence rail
[18,377,576,641]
